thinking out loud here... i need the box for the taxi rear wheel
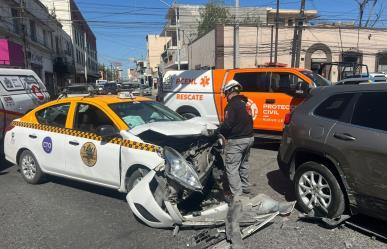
[125,167,150,192]
[19,150,44,184]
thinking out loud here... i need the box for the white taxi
[4,93,223,227]
[4,93,292,229]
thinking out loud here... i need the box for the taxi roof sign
[118,91,135,99]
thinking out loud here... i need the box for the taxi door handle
[265,99,276,104]
[69,140,79,146]
[29,134,37,139]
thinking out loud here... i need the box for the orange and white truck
[159,67,330,137]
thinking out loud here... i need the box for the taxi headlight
[164,146,203,192]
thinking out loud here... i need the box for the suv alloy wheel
[294,161,345,218]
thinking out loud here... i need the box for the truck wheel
[294,161,345,218]
[125,167,150,192]
[19,150,45,184]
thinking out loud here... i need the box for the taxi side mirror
[96,125,118,138]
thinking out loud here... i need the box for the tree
[197,4,230,38]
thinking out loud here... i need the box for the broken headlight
[163,146,203,192]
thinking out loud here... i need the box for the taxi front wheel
[19,150,45,184]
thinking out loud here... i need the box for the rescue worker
[217,80,254,249]
[218,79,254,196]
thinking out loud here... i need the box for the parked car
[364,72,387,83]
[133,85,152,96]
[63,84,94,97]
[278,83,387,221]
[335,77,371,85]
[142,85,152,96]
[0,68,50,142]
[336,72,387,85]
[102,83,118,95]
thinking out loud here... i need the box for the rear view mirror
[96,125,119,138]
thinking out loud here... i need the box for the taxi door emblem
[80,142,97,167]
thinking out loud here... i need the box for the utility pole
[270,26,273,63]
[84,32,88,83]
[291,0,306,68]
[175,6,181,70]
[233,0,240,68]
[274,0,280,64]
[20,0,28,69]
[110,63,113,81]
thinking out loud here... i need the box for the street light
[159,0,181,70]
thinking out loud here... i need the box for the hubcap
[21,154,36,180]
[298,171,331,210]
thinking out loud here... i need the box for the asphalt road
[0,140,386,249]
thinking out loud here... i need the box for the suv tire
[294,161,345,218]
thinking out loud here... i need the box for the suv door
[64,102,121,188]
[326,92,387,217]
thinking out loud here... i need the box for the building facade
[41,0,99,83]
[146,34,170,87]
[0,0,75,96]
[188,25,387,81]
[160,5,317,72]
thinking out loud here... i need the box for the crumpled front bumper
[127,170,296,229]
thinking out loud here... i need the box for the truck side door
[266,71,306,131]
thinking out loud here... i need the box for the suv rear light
[284,112,292,125]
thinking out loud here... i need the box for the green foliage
[197,4,230,38]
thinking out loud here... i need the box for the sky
[74,0,385,78]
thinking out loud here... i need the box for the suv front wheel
[294,161,345,218]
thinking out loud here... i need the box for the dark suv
[278,83,387,221]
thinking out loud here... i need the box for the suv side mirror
[96,125,118,138]
[294,82,310,98]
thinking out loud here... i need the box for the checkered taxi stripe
[11,121,160,153]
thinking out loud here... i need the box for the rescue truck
[159,68,331,138]
[0,68,49,143]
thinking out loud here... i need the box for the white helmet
[223,80,242,95]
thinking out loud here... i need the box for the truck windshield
[109,101,184,129]
[302,71,331,86]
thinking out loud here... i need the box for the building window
[43,30,47,47]
[55,36,60,54]
[287,18,294,27]
[30,20,37,42]
[11,9,20,34]
[376,53,387,72]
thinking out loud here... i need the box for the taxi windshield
[302,71,331,86]
[109,101,185,129]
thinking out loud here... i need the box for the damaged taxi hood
[129,117,217,137]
